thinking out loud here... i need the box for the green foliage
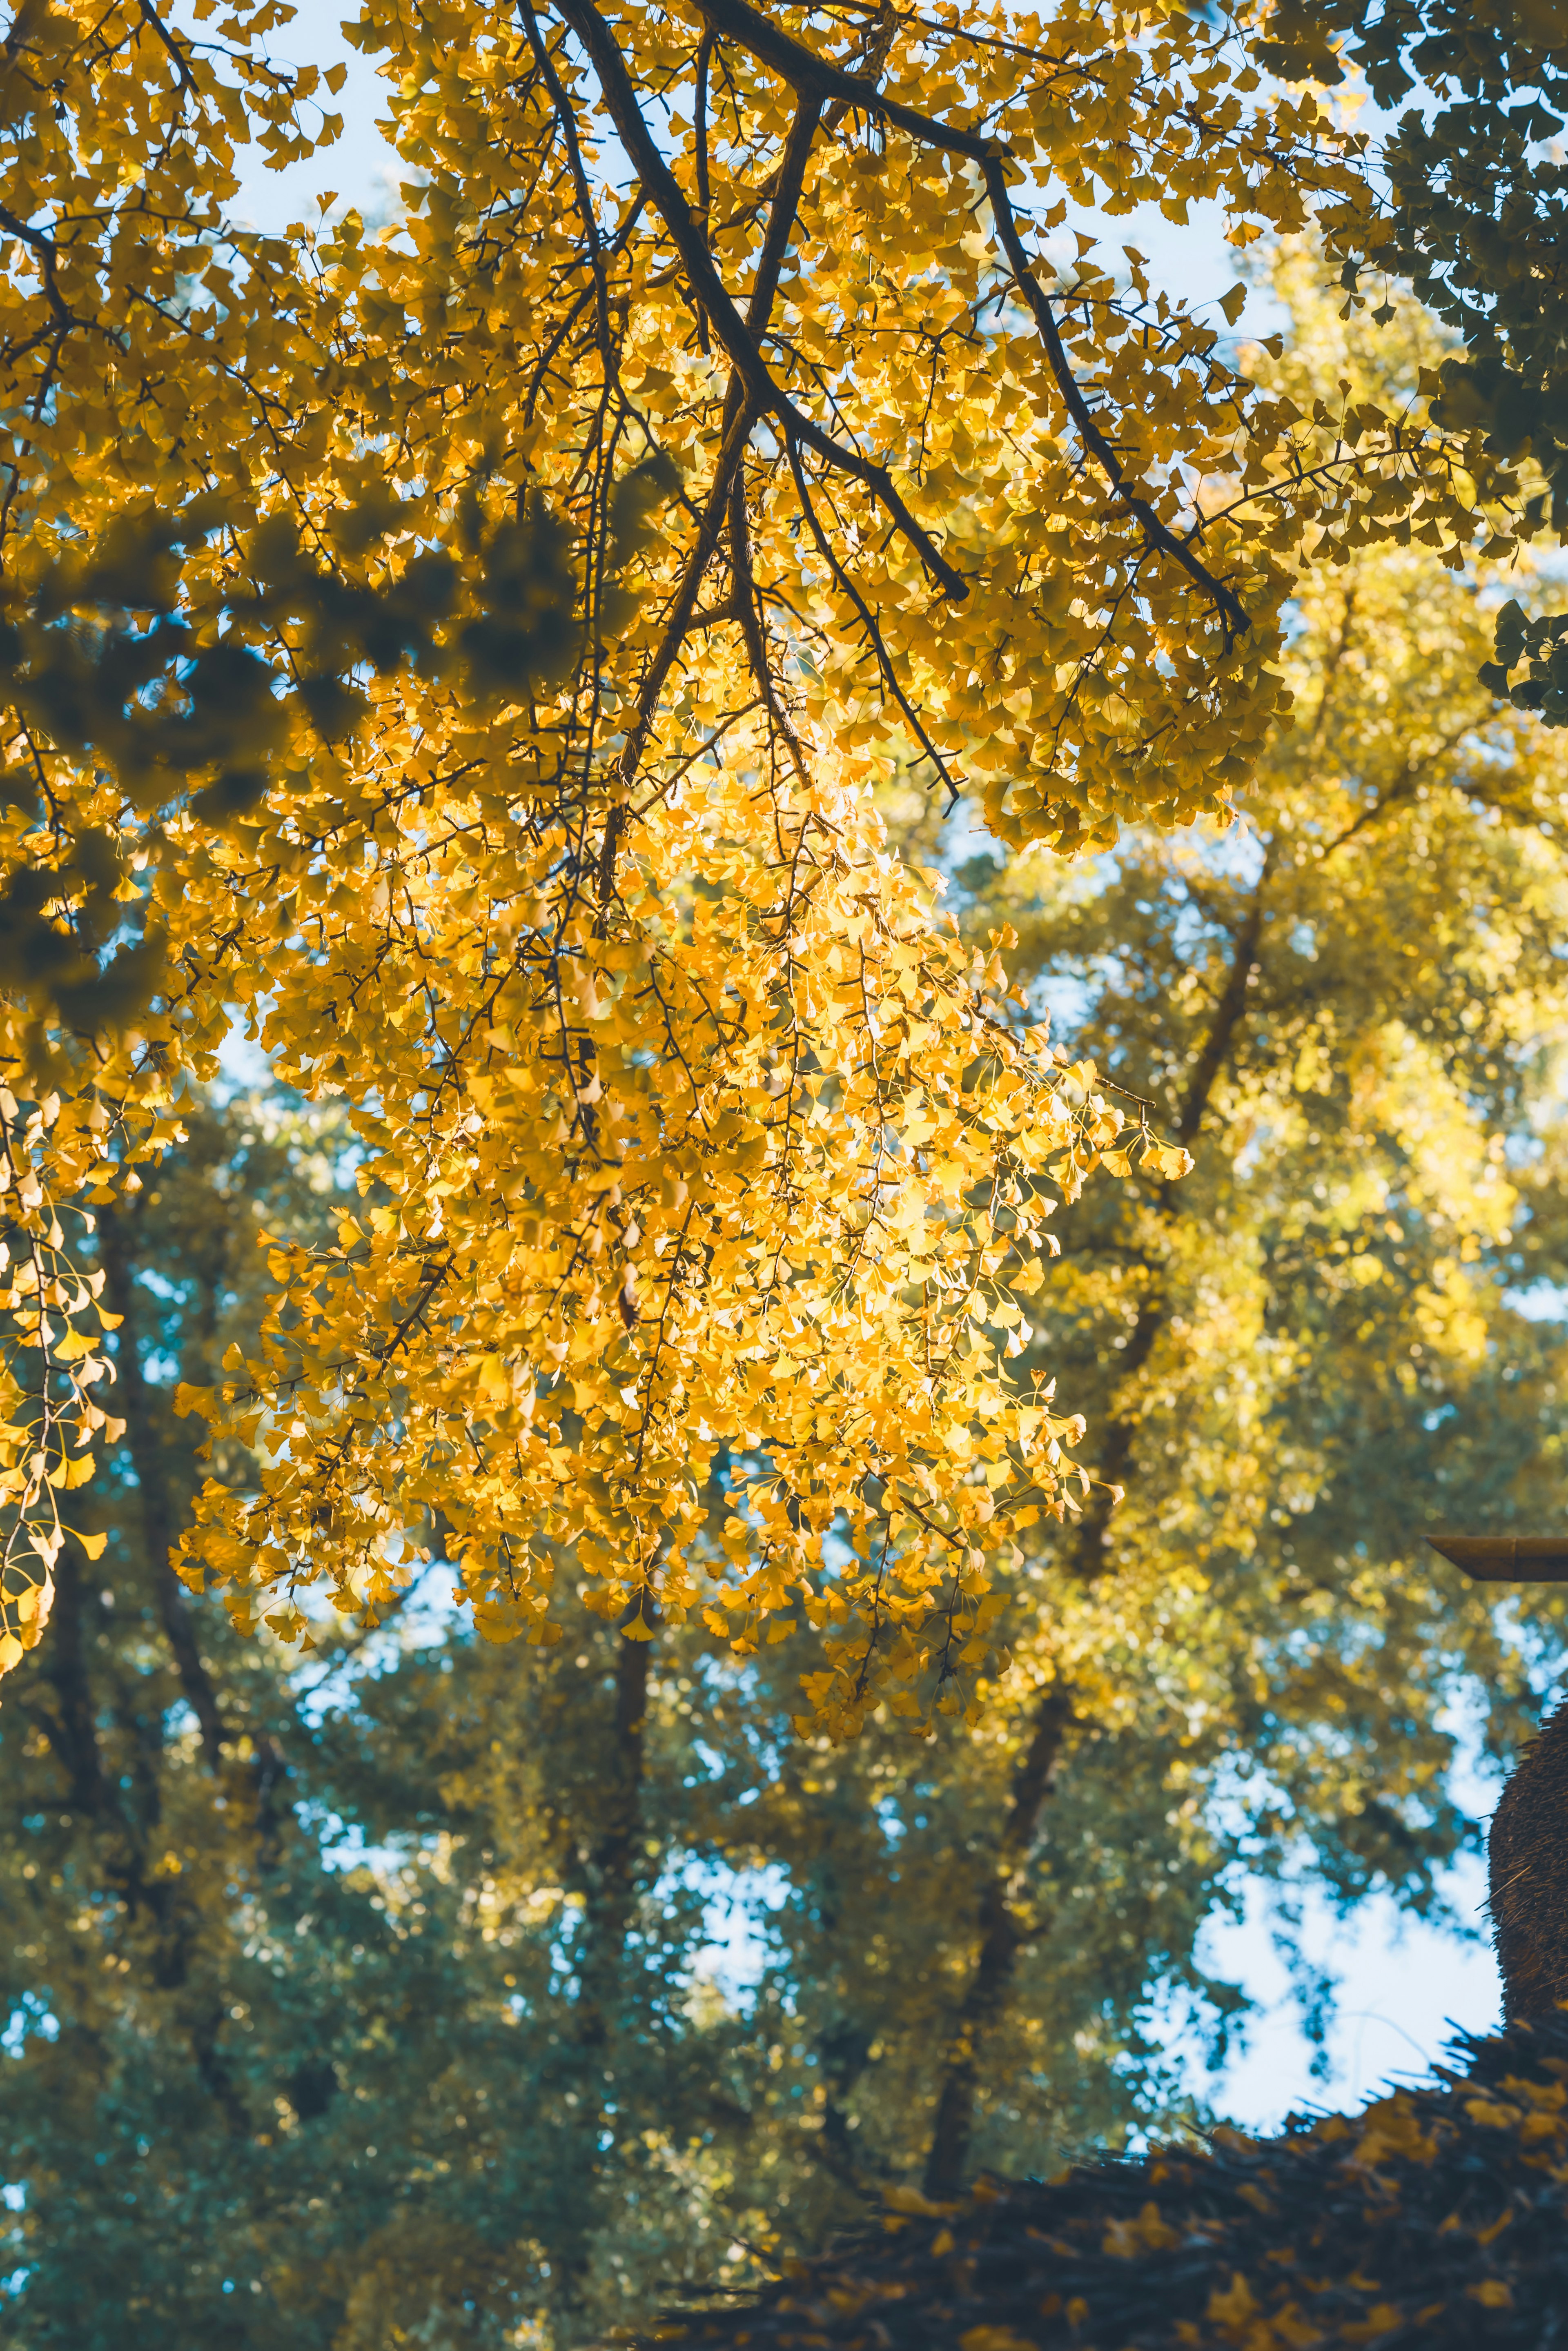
[1264,0,1568,689]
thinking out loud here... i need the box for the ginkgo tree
[0,0,1541,1730]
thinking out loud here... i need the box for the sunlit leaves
[0,0,1541,1728]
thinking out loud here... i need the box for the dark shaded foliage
[0,461,670,1039]
[1491,1699,1568,2024]
[1264,0,1568,710]
[656,2008,1568,2350]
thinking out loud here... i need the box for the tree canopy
[8,251,1568,2340]
[0,0,1557,1734]
[10,4,1568,2321]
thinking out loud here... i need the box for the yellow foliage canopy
[0,0,1532,1731]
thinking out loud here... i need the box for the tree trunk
[37,1539,107,1817]
[98,1198,228,1769]
[920,856,1274,2194]
[922,1684,1074,2196]
[553,1620,653,2333]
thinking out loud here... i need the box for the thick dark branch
[136,0,200,96]
[550,0,967,599]
[690,0,1250,637]
[683,592,739,632]
[981,163,1250,642]
[821,0,900,139]
[694,27,713,353]
[693,0,994,158]
[608,90,824,840]
[744,82,821,332]
[721,91,821,794]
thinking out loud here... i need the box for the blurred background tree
[7,254,1568,2347]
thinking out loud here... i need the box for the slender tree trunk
[33,1535,185,1949]
[38,1539,107,1816]
[22,1191,269,2140]
[554,1621,653,2333]
[922,1684,1074,2196]
[920,857,1275,2195]
[1064,860,1273,1576]
[1170,862,1272,1158]
[98,1198,228,1768]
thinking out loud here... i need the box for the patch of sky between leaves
[216,12,1274,334]
[213,1017,276,1101]
[1147,1699,1508,2132]
[1503,1277,1568,1322]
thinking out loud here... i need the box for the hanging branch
[604,87,826,886]
[548,0,970,601]
[728,463,811,793]
[684,0,1250,638]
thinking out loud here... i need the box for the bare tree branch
[549,0,969,599]
[689,0,1251,637]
